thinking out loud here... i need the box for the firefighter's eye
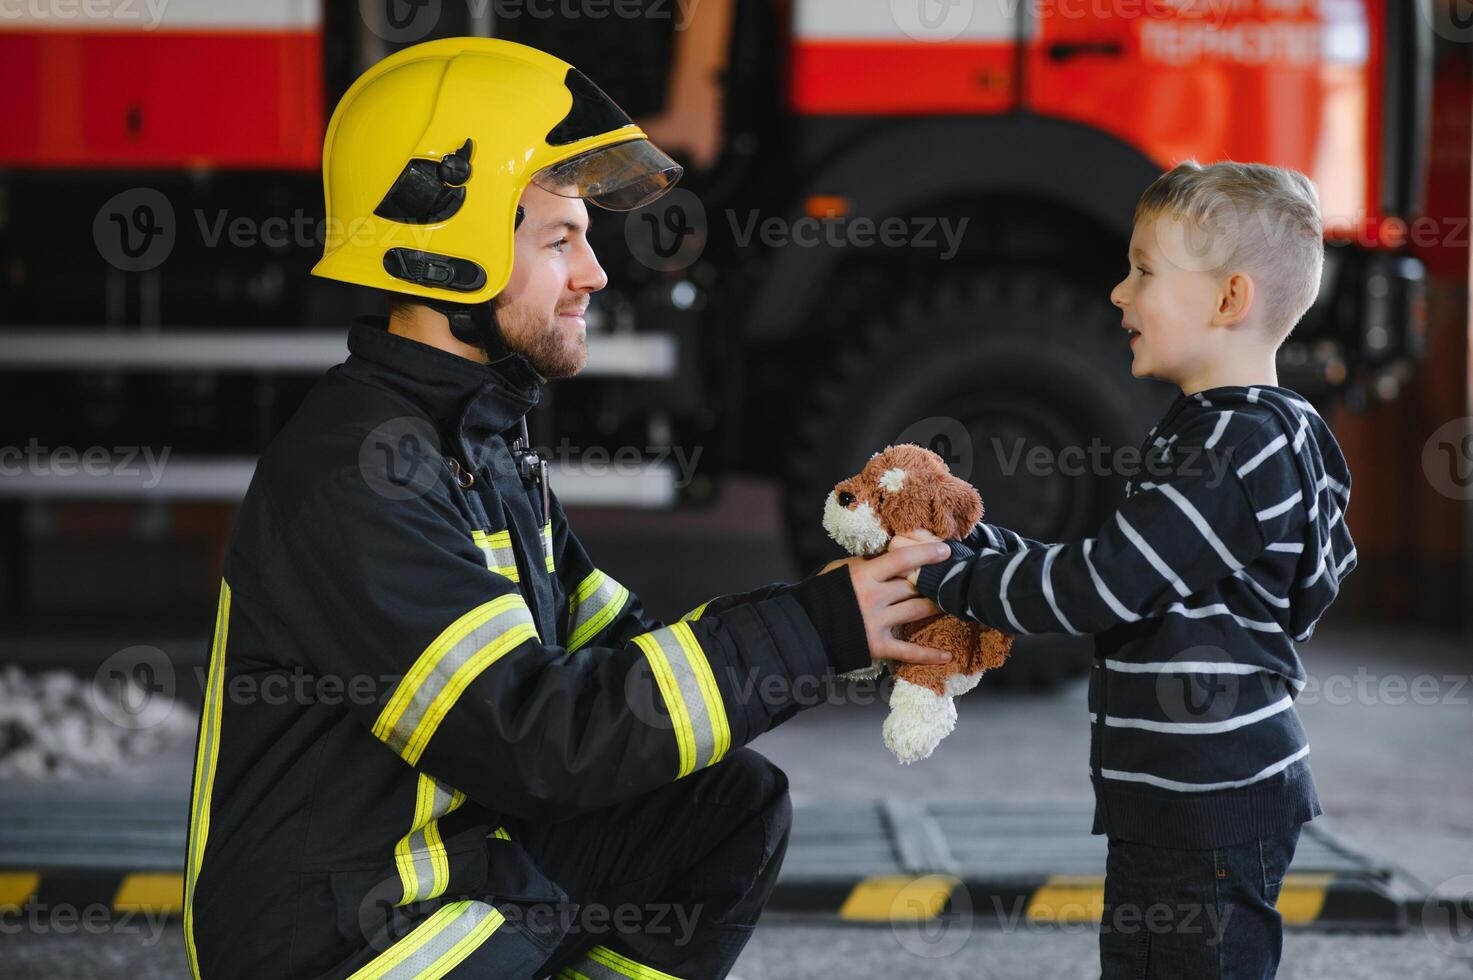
[549,238,569,252]
[1135,264,1150,277]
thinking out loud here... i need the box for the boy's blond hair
[1135,160,1324,343]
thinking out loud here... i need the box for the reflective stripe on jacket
[184,322,868,979]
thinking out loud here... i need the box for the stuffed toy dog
[821,444,1013,763]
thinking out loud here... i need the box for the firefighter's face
[493,183,609,379]
[1110,215,1224,385]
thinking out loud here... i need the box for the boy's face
[1109,214,1227,386]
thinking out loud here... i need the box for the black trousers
[507,748,793,980]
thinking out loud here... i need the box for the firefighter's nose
[838,491,856,508]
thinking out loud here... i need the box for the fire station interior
[1,1,1471,977]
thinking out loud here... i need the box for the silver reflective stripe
[568,569,630,652]
[542,520,555,573]
[349,900,505,980]
[635,624,730,779]
[374,594,538,765]
[560,958,628,980]
[396,775,464,905]
[556,944,685,980]
[472,529,519,582]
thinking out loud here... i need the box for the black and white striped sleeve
[962,523,1058,554]
[917,413,1284,636]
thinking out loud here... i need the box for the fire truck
[0,1,1432,683]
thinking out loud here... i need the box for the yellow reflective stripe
[634,631,697,778]
[678,600,711,623]
[348,899,505,980]
[184,579,231,980]
[568,569,630,653]
[633,624,729,779]
[373,593,538,765]
[576,943,687,980]
[542,520,555,573]
[671,624,730,767]
[471,529,519,582]
[394,775,465,905]
[491,826,511,841]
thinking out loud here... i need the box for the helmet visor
[531,139,684,211]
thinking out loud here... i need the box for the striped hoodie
[916,385,1356,848]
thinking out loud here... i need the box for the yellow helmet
[311,37,682,306]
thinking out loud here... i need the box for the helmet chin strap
[430,203,545,386]
[419,205,542,387]
[420,298,546,390]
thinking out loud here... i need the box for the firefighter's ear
[932,476,982,540]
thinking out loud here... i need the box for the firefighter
[182,38,952,980]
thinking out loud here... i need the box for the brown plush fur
[830,444,1014,694]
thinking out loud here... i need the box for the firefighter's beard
[492,295,588,380]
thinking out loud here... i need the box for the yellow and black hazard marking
[0,870,183,918]
[0,869,1406,931]
[766,872,1407,932]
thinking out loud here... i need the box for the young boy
[893,161,1357,978]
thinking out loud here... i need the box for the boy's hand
[843,544,952,666]
[887,529,942,586]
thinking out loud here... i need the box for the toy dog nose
[837,491,856,507]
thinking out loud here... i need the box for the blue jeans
[1099,826,1302,979]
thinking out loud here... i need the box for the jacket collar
[344,320,541,457]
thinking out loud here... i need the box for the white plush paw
[882,678,958,764]
[945,671,984,697]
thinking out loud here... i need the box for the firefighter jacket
[182,321,870,979]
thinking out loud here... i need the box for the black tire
[784,270,1175,690]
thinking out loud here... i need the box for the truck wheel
[783,271,1174,690]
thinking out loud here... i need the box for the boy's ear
[931,477,983,540]
[1214,271,1255,327]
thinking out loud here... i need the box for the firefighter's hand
[845,544,951,666]
[887,529,942,586]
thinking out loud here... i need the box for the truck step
[0,328,676,379]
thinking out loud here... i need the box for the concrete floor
[2,480,1470,978]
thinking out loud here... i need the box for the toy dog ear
[932,476,983,540]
